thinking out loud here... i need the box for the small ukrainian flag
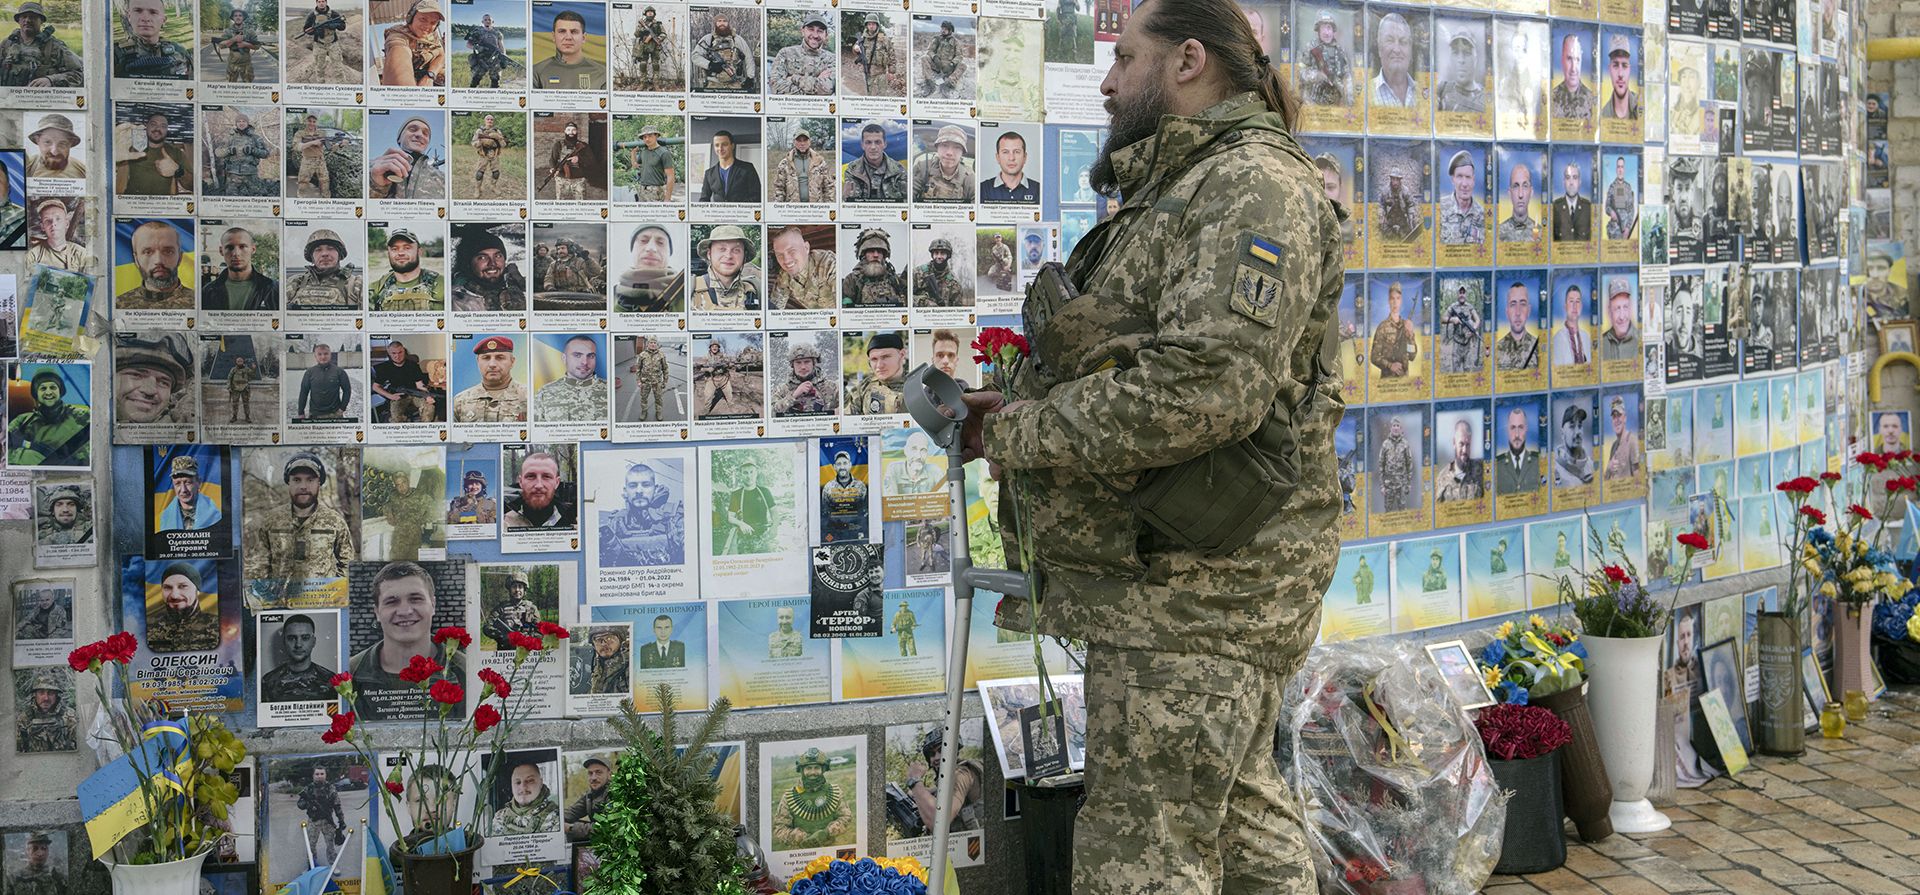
[1247,235,1282,266]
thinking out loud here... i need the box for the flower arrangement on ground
[786,855,929,895]
[1476,615,1587,705]
[69,632,248,865]
[587,684,752,895]
[1552,525,1712,640]
[1474,703,1573,762]
[323,622,568,868]
[1780,467,1913,612]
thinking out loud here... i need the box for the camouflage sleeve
[983,159,1329,474]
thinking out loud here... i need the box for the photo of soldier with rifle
[202,3,278,84]
[450,2,524,89]
[284,0,357,83]
[841,10,901,97]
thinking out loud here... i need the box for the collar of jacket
[1106,91,1304,198]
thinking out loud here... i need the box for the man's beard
[392,258,418,274]
[1089,73,1169,196]
[800,773,827,792]
[145,268,180,291]
[861,259,887,277]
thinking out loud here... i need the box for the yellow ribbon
[1361,680,1428,773]
[504,866,550,887]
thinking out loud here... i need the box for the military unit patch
[1230,232,1286,327]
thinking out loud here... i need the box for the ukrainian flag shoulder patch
[1246,234,1282,266]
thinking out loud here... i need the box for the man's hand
[956,389,1003,463]
[371,148,413,185]
[154,154,180,178]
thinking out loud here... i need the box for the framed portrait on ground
[1424,638,1494,709]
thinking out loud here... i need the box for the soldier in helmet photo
[114,220,195,312]
[284,225,365,312]
[840,226,906,307]
[285,0,359,84]
[113,0,192,79]
[843,11,900,96]
[692,333,763,419]
[33,484,92,549]
[457,9,520,89]
[768,9,833,96]
[14,669,76,753]
[480,567,544,647]
[6,364,91,470]
[448,467,499,524]
[768,224,835,310]
[0,2,83,89]
[114,331,196,429]
[620,4,673,91]
[913,234,969,307]
[913,17,972,101]
[690,224,762,311]
[771,331,836,418]
[1296,7,1352,110]
[243,450,357,594]
[571,627,630,695]
[770,746,855,849]
[379,0,446,86]
[891,724,983,840]
[910,123,975,204]
[206,7,276,84]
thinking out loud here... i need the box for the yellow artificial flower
[1909,613,1920,643]
[1496,621,1516,639]
[1819,581,1839,599]
[1804,559,1824,578]
[1482,665,1503,689]
[1529,614,1549,630]
[1836,531,1851,554]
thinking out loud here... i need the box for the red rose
[329,672,353,689]
[1849,504,1874,520]
[508,631,545,651]
[1677,531,1712,551]
[478,667,510,698]
[433,627,472,649]
[537,621,571,639]
[1800,506,1827,526]
[384,780,404,795]
[473,704,502,733]
[398,654,444,683]
[428,680,464,705]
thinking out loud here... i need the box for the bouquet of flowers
[1476,615,1587,705]
[1553,528,1711,639]
[1780,465,1913,611]
[1474,703,1573,762]
[323,622,570,863]
[785,855,930,895]
[69,632,248,864]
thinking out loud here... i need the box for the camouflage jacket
[982,92,1346,673]
[911,156,976,202]
[769,43,834,95]
[843,157,908,202]
[769,151,836,204]
[490,789,560,835]
[245,504,355,586]
[534,375,609,421]
[771,248,837,309]
[16,702,75,753]
[147,606,221,654]
[0,28,83,87]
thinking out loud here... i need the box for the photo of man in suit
[638,614,686,668]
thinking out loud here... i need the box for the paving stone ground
[1485,688,1920,894]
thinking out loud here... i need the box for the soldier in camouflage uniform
[5,831,66,895]
[911,125,976,203]
[769,130,836,205]
[285,228,363,311]
[1352,555,1374,603]
[1437,150,1484,247]
[768,226,836,309]
[114,0,193,78]
[1367,281,1419,378]
[851,14,894,94]
[843,122,909,202]
[292,115,334,198]
[1376,416,1416,511]
[767,605,804,656]
[563,757,612,842]
[1301,11,1351,107]
[447,469,498,523]
[380,0,445,87]
[769,12,833,95]
[626,337,671,420]
[844,331,905,415]
[957,16,1346,883]
[470,114,509,197]
[148,562,222,653]
[0,3,83,88]
[1498,162,1542,244]
[371,115,447,201]
[891,599,918,656]
[15,671,74,753]
[113,332,193,426]
[211,111,275,196]
[1433,33,1484,114]
[296,0,349,81]
[920,19,963,97]
[35,486,89,548]
[465,14,506,87]
[297,767,346,868]
[115,222,194,311]
[1549,33,1595,125]
[244,452,355,593]
[25,198,97,274]
[214,9,263,83]
[7,369,90,469]
[227,356,255,423]
[380,471,437,559]
[1434,418,1483,502]
[546,121,591,202]
[535,335,610,422]
[260,613,339,702]
[841,228,907,307]
[369,229,444,312]
[630,7,666,88]
[912,238,967,307]
[626,125,677,203]
[691,11,754,90]
[1438,284,1483,372]
[774,342,829,414]
[482,569,543,644]
[1376,167,1422,241]
[1604,156,1637,239]
[451,227,527,313]
[984,232,1015,292]
[581,628,629,693]
[1420,548,1449,590]
[772,748,853,848]
[543,239,600,293]
[15,582,71,639]
[453,336,529,423]
[690,225,761,310]
[490,762,561,835]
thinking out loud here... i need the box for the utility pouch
[1129,402,1301,556]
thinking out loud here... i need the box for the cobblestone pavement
[1487,688,1920,894]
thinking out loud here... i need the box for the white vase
[102,847,211,895]
[1582,633,1672,834]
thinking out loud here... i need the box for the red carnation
[1677,531,1712,551]
[428,680,464,705]
[433,626,472,649]
[398,654,444,683]
[1820,471,1843,483]
[102,632,139,663]
[330,672,353,689]
[1850,503,1874,520]
[1800,506,1828,526]
[1900,450,1916,463]
[1777,476,1820,496]
[321,711,357,744]
[1858,451,1889,471]
[66,644,98,671]
[1602,564,1632,585]
[537,621,571,639]
[384,780,404,795]
[507,631,545,651]
[478,667,510,698]
[1891,476,1918,494]
[473,704,502,733]
[970,327,1030,365]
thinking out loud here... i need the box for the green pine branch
[590,685,747,895]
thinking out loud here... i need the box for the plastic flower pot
[1490,748,1569,874]
[1532,685,1613,842]
[1582,634,1670,834]
[102,848,211,895]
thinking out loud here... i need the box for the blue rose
[1498,681,1530,705]
[1480,640,1507,667]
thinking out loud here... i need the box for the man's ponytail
[1138,0,1303,131]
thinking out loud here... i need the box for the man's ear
[1172,37,1210,85]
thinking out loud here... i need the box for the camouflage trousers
[306,818,341,868]
[555,176,587,201]
[309,40,345,79]
[229,390,252,422]
[475,153,502,180]
[228,57,253,82]
[298,156,331,197]
[635,379,665,419]
[636,184,669,202]
[1076,646,1315,895]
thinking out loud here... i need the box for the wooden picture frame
[1879,320,1917,356]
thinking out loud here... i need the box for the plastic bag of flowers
[1278,640,1507,895]
[785,855,934,895]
